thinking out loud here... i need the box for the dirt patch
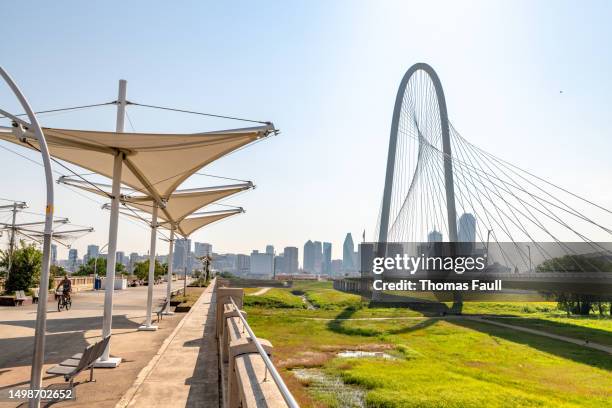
[318,343,394,353]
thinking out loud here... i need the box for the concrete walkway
[119,283,219,408]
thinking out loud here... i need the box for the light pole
[0,66,55,408]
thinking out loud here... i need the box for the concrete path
[250,287,271,296]
[467,316,612,354]
[119,282,219,408]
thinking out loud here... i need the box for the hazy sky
[1,1,612,261]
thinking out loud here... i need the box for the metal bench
[46,336,110,386]
[15,290,27,306]
[156,300,169,322]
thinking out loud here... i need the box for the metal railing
[229,297,299,408]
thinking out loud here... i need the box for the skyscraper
[86,244,100,263]
[458,213,476,243]
[343,233,355,271]
[68,248,78,272]
[174,238,192,273]
[194,242,212,257]
[129,252,139,273]
[283,247,299,274]
[265,245,275,255]
[313,241,322,274]
[322,242,332,275]
[303,240,315,273]
[116,251,126,267]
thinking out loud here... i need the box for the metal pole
[6,202,18,284]
[164,228,174,315]
[99,79,127,366]
[140,204,158,330]
[0,67,55,408]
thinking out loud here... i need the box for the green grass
[242,283,612,407]
[244,288,305,308]
[292,281,363,310]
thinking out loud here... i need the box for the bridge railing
[216,285,298,408]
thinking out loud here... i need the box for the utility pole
[4,201,26,284]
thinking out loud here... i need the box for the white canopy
[59,177,252,226]
[163,209,244,237]
[1,124,273,199]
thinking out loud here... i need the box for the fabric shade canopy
[1,124,273,199]
[161,209,243,237]
[59,177,252,225]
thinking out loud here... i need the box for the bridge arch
[378,63,458,243]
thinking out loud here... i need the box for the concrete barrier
[217,287,290,408]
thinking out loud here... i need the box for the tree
[0,240,42,292]
[537,254,612,316]
[49,265,67,290]
[133,259,165,281]
[74,257,125,276]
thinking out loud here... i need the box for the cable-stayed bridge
[336,63,612,299]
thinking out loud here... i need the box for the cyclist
[56,275,72,302]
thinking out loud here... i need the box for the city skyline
[2,1,612,259]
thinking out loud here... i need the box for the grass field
[243,281,612,407]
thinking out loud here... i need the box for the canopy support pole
[140,203,159,330]
[0,67,55,408]
[163,228,175,315]
[97,79,127,368]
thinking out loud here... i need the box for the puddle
[292,368,366,408]
[337,350,397,359]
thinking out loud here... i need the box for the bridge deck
[121,282,219,408]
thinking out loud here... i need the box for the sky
[1,0,612,262]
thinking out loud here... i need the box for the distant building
[458,213,476,243]
[322,242,332,275]
[283,247,299,275]
[236,254,250,275]
[331,259,342,276]
[51,244,57,265]
[211,253,236,273]
[85,244,99,264]
[265,245,275,255]
[174,238,192,273]
[194,242,212,257]
[313,241,322,274]
[303,240,315,273]
[116,251,126,267]
[274,254,284,275]
[427,230,443,243]
[250,250,273,278]
[128,252,139,273]
[343,233,355,271]
[68,248,78,272]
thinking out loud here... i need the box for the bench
[32,288,39,304]
[156,300,169,322]
[46,336,110,386]
[15,290,27,306]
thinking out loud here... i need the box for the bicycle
[57,291,72,312]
